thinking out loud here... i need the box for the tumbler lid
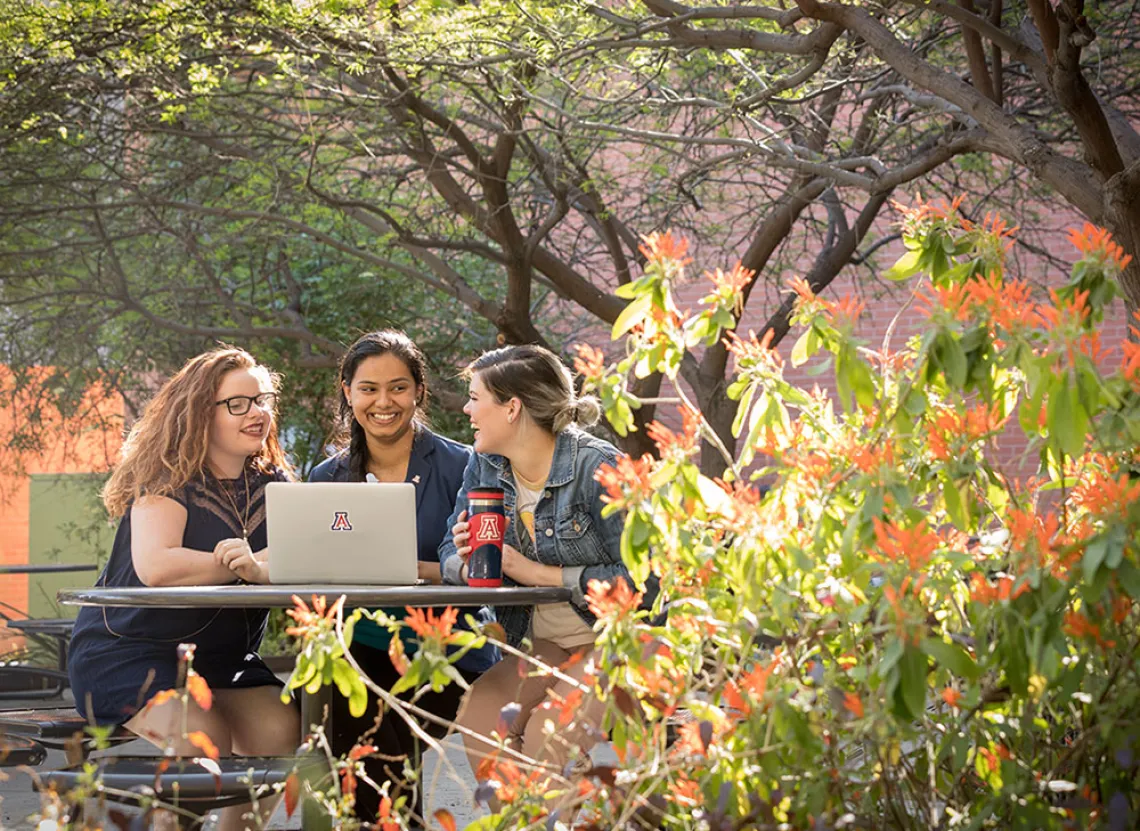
[468,488,505,501]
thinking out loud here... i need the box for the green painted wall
[28,474,112,619]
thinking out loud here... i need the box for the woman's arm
[501,544,564,586]
[438,454,481,585]
[131,496,243,587]
[562,447,660,609]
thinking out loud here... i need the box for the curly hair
[102,348,289,517]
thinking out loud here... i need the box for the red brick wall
[658,203,1128,476]
[0,369,122,649]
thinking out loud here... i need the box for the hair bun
[573,395,602,427]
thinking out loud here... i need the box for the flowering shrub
[560,210,1138,830]
[272,207,1137,829]
[63,205,1138,830]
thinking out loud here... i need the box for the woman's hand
[501,543,563,587]
[417,560,442,584]
[451,510,472,562]
[213,538,269,584]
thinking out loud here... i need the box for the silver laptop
[266,482,419,585]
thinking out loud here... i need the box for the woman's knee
[127,698,234,757]
[215,687,300,756]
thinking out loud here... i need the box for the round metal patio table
[58,583,568,829]
[0,563,97,575]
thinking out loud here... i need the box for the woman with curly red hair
[68,347,299,830]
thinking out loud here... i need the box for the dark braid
[332,330,431,480]
[347,418,369,482]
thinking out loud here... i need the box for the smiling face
[343,353,422,449]
[464,372,516,456]
[207,367,275,475]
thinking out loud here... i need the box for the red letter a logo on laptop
[330,511,353,532]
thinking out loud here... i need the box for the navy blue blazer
[309,427,498,673]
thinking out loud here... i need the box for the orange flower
[586,577,644,619]
[941,686,963,708]
[145,689,180,712]
[186,672,212,712]
[904,194,966,222]
[186,730,219,761]
[1112,594,1133,625]
[1038,288,1091,331]
[594,454,654,506]
[572,343,606,381]
[917,282,970,320]
[377,795,398,831]
[824,294,866,327]
[723,653,780,717]
[1121,338,1140,389]
[789,275,815,303]
[978,744,1012,774]
[842,692,864,718]
[673,720,711,757]
[1068,222,1133,271]
[639,231,692,267]
[285,593,345,638]
[969,572,1029,604]
[873,518,939,571]
[990,278,1041,332]
[1063,610,1116,648]
[349,743,377,761]
[723,328,785,376]
[404,606,459,640]
[667,773,702,807]
[704,262,755,296]
[1071,472,1140,519]
[977,211,1018,242]
[646,406,701,457]
[388,636,409,675]
[926,404,1006,462]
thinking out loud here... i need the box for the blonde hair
[102,348,289,517]
[467,344,600,434]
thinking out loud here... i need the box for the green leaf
[894,645,927,720]
[791,328,812,367]
[939,335,967,388]
[331,659,355,698]
[348,676,367,718]
[922,637,980,680]
[731,382,757,437]
[1081,536,1109,584]
[611,293,652,339]
[885,249,922,281]
[1116,560,1140,600]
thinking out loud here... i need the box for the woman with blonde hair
[439,344,657,793]
[68,347,300,830]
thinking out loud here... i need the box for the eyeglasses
[215,392,278,416]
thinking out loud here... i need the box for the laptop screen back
[266,482,419,585]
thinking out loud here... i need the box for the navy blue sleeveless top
[69,465,289,724]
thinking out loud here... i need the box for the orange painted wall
[0,368,123,646]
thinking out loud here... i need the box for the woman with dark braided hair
[308,330,498,821]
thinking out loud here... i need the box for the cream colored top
[514,470,595,649]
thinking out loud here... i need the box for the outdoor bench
[6,618,76,672]
[0,707,131,763]
[36,755,297,819]
[0,733,48,767]
[0,617,76,700]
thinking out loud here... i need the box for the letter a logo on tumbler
[467,488,505,587]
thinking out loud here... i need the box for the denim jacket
[439,427,657,647]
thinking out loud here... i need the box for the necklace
[214,465,252,540]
